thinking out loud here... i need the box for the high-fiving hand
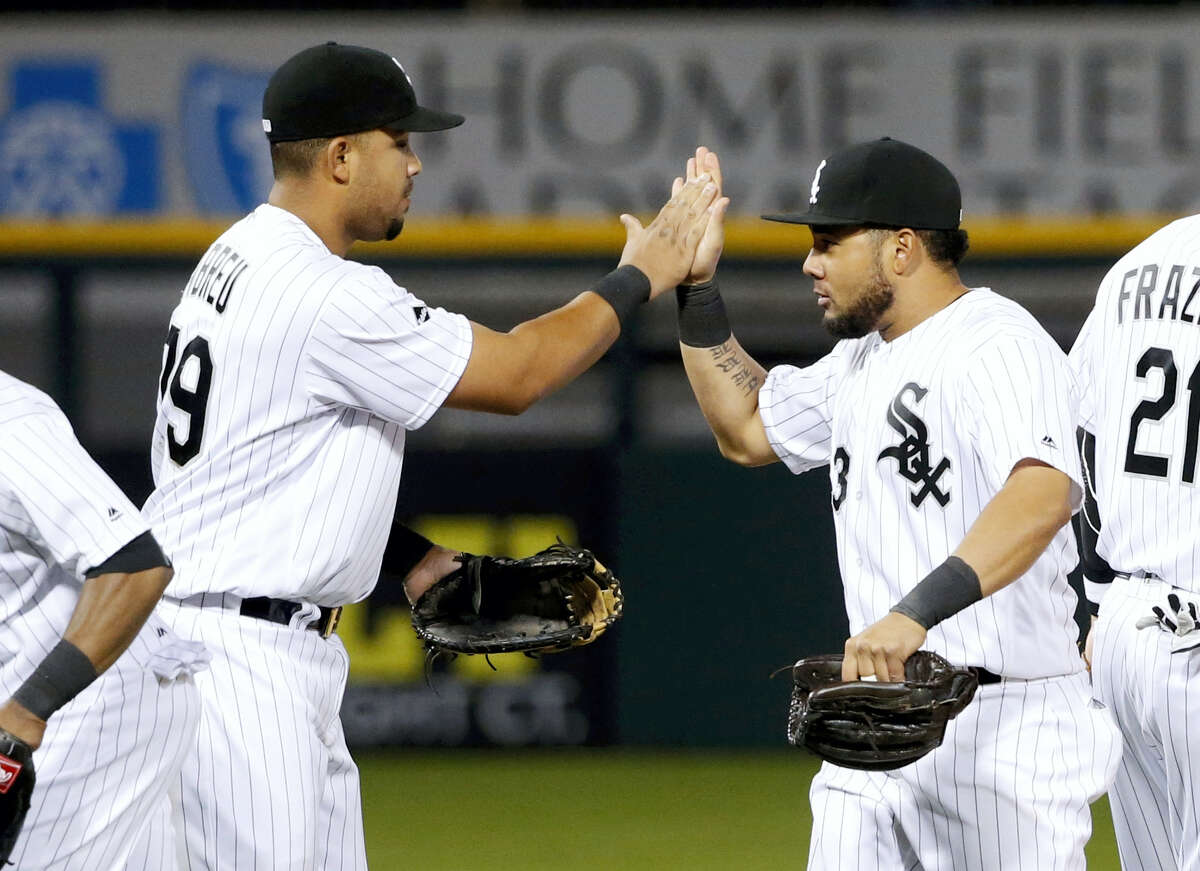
[672,147,727,285]
[619,150,730,299]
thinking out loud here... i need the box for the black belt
[972,667,1003,685]
[239,597,343,639]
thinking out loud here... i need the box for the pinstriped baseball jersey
[1068,216,1200,871]
[0,370,202,871]
[0,371,154,691]
[1068,215,1200,594]
[142,203,473,606]
[760,288,1084,679]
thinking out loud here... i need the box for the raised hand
[618,171,725,300]
[671,147,728,285]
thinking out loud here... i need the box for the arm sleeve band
[889,556,984,630]
[589,265,651,328]
[381,523,435,580]
[12,639,99,721]
[676,279,732,348]
[84,531,170,578]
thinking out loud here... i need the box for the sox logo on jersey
[876,382,952,507]
[758,288,1119,870]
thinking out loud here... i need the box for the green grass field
[359,749,1121,870]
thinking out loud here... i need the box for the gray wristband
[13,639,99,721]
[889,556,983,630]
[676,279,732,348]
[591,265,651,328]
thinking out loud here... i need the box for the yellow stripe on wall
[0,215,1179,259]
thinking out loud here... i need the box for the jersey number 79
[158,325,214,467]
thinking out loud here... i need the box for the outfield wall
[0,8,1188,746]
[0,241,1115,747]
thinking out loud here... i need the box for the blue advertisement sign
[0,60,159,217]
[181,62,273,215]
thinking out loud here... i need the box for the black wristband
[85,530,170,577]
[381,523,435,580]
[889,556,983,630]
[591,265,651,328]
[13,640,99,721]
[676,279,732,348]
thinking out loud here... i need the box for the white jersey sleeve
[0,383,149,578]
[304,266,473,430]
[758,343,847,473]
[958,328,1083,508]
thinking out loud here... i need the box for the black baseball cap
[763,137,962,231]
[262,42,465,143]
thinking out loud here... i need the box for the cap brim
[761,212,864,226]
[383,105,465,133]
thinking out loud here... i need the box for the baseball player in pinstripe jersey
[0,369,206,869]
[1069,215,1200,870]
[671,139,1120,869]
[142,42,724,870]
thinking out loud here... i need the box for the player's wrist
[403,546,464,605]
[12,639,99,722]
[0,701,46,750]
[591,265,651,329]
[676,278,732,348]
[889,556,983,630]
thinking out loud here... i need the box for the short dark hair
[916,229,970,267]
[269,137,334,180]
[866,226,969,269]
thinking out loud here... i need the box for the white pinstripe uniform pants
[807,670,1120,870]
[1092,575,1200,871]
[8,638,201,870]
[159,596,367,871]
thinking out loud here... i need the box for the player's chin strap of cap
[239,597,342,638]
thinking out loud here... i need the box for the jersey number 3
[159,325,214,466]
[1125,346,1200,483]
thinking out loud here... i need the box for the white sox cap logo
[809,159,826,205]
[391,57,414,89]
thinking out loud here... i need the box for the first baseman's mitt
[410,542,623,656]
[787,650,978,771]
[0,727,35,864]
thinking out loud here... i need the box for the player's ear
[891,228,918,276]
[327,137,354,185]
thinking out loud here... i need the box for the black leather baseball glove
[410,541,623,656]
[787,650,979,771]
[0,727,35,864]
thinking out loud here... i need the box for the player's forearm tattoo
[709,342,760,397]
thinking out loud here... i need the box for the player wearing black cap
[669,141,1119,870]
[143,42,726,870]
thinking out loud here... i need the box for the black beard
[824,272,894,339]
[384,218,405,241]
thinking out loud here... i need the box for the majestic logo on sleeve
[876,382,952,507]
